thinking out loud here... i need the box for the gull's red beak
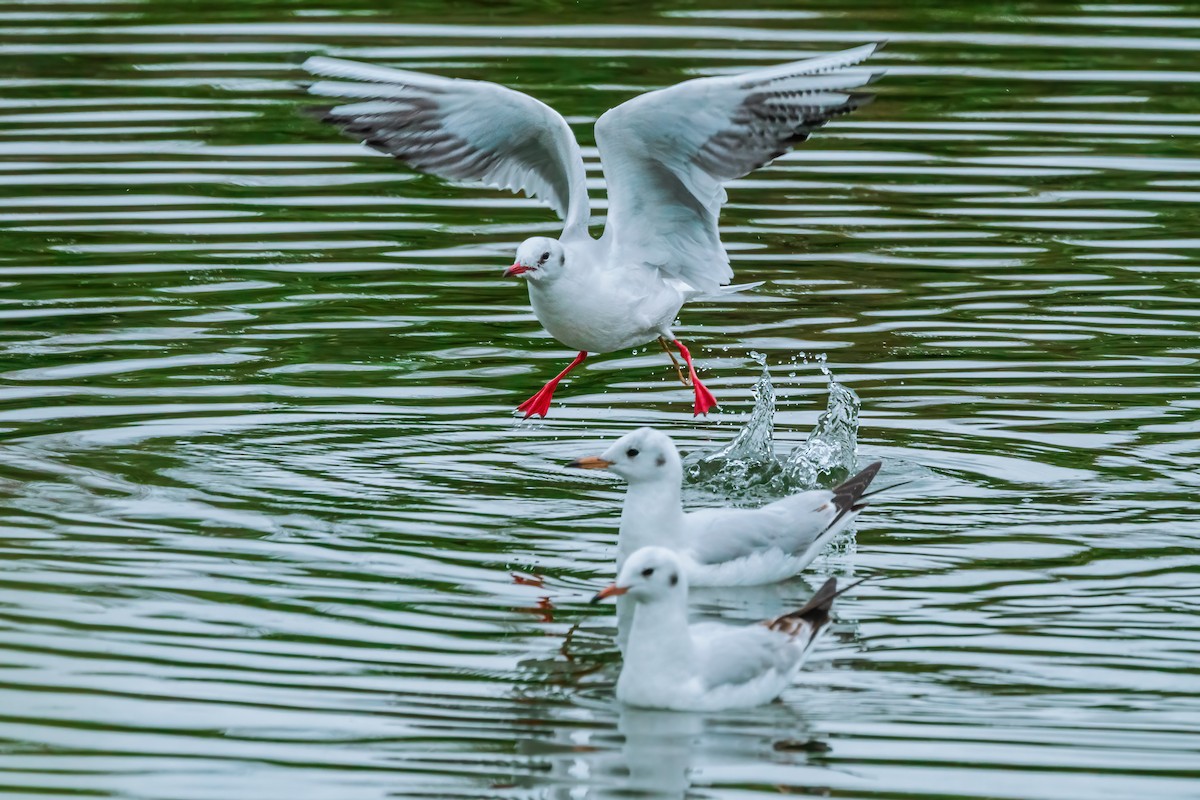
[504,262,528,277]
[590,583,629,604]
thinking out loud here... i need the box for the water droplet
[682,358,859,498]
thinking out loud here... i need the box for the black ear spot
[669,573,678,586]
[641,567,654,578]
[627,448,639,458]
[656,455,666,467]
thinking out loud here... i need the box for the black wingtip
[845,92,876,111]
[799,574,871,620]
[800,577,840,616]
[769,575,871,637]
[832,461,882,513]
[831,575,872,601]
[860,478,914,500]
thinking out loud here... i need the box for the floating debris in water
[684,353,859,497]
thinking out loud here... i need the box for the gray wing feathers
[304,56,590,236]
[686,492,835,565]
[693,624,799,690]
[691,68,880,185]
[595,43,882,292]
[688,461,883,565]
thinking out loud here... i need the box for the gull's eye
[627,448,639,458]
[539,251,549,262]
[641,567,654,578]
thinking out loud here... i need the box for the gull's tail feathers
[679,279,765,301]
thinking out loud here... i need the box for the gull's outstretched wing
[594,43,883,292]
[303,56,590,237]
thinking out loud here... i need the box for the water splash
[684,352,781,492]
[781,356,861,488]
[684,354,859,497]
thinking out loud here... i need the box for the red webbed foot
[673,339,719,416]
[515,351,588,419]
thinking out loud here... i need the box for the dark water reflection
[1,0,1199,798]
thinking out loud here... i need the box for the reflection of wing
[303,56,590,237]
[691,622,800,690]
[686,492,838,565]
[594,43,882,292]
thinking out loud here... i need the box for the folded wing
[686,498,833,566]
[594,43,883,292]
[692,622,800,690]
[688,461,883,565]
[303,56,590,237]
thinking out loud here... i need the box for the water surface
[1,1,1199,798]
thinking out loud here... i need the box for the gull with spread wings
[303,45,883,417]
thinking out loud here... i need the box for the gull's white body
[619,481,865,587]
[303,47,883,413]
[601,548,835,711]
[579,428,880,587]
[528,240,686,353]
[621,611,810,711]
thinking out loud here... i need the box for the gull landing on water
[592,547,865,711]
[302,45,883,417]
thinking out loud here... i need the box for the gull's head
[592,546,686,604]
[567,427,681,484]
[505,237,564,282]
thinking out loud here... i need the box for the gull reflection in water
[615,705,702,796]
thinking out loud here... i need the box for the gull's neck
[621,591,695,698]
[617,474,686,570]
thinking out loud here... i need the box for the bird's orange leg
[516,351,588,418]
[673,340,718,416]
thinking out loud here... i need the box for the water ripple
[0,2,1197,799]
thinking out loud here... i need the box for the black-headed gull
[302,45,883,417]
[569,427,881,586]
[592,546,862,710]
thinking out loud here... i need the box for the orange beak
[504,262,528,277]
[567,455,613,470]
[590,583,629,604]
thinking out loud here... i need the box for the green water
[1,1,1198,798]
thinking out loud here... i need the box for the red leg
[673,340,718,416]
[516,351,588,418]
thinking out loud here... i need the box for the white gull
[592,546,863,711]
[302,45,884,417]
[569,427,882,586]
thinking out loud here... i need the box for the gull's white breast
[527,254,684,353]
